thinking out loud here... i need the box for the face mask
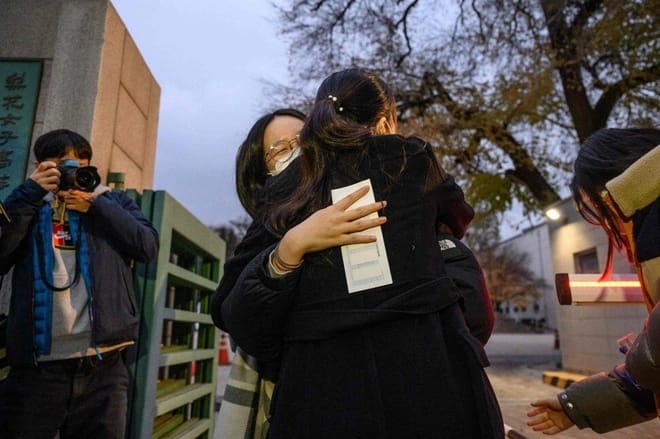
[268,146,301,177]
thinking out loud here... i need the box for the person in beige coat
[527,128,660,434]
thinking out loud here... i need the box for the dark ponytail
[268,68,397,235]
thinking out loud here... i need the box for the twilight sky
[111,0,288,226]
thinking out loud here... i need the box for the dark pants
[0,349,128,439]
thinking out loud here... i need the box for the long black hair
[235,108,306,218]
[268,68,397,235]
[571,127,660,275]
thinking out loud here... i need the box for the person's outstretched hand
[527,398,574,435]
[277,185,387,265]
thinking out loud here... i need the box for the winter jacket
[221,135,504,439]
[210,136,492,371]
[0,178,158,366]
[439,232,495,345]
[559,145,660,432]
[212,149,494,439]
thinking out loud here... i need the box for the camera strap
[35,216,82,292]
[0,200,10,223]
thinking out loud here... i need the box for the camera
[57,159,101,192]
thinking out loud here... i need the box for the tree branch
[582,53,618,90]
[334,0,357,23]
[470,0,486,41]
[420,72,560,207]
[311,0,328,13]
[394,0,419,66]
[541,0,595,142]
[593,63,660,129]
[571,0,604,30]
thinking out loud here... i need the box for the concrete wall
[91,3,160,191]
[0,0,107,163]
[547,199,647,374]
[0,0,159,191]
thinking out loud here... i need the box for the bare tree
[478,243,546,305]
[273,0,660,218]
[463,215,545,304]
[210,216,251,258]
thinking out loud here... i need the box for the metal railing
[127,190,225,439]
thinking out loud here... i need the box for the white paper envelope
[330,179,393,293]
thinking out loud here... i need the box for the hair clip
[327,95,343,112]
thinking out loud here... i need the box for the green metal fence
[128,190,225,439]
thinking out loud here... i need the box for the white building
[495,223,557,330]
[495,198,648,374]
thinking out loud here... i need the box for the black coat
[210,136,478,332]
[439,232,495,345]
[220,135,504,438]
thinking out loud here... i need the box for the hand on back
[277,186,387,265]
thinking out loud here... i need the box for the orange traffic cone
[218,332,230,365]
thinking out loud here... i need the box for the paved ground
[488,361,660,439]
[485,333,560,364]
[486,333,660,438]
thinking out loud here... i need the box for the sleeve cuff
[267,249,290,278]
[257,245,301,289]
[558,391,590,429]
[560,372,656,433]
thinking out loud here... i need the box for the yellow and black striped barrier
[542,370,587,389]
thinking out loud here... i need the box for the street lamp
[545,207,561,221]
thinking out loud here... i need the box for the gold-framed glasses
[265,135,300,164]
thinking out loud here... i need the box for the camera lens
[75,167,101,192]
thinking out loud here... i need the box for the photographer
[0,129,158,438]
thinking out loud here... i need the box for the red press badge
[52,222,74,249]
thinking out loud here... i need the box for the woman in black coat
[221,68,504,439]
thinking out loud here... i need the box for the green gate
[128,190,225,439]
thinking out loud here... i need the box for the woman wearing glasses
[219,68,504,439]
[235,108,305,218]
[216,108,386,439]
[216,108,304,439]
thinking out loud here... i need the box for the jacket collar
[605,144,660,217]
